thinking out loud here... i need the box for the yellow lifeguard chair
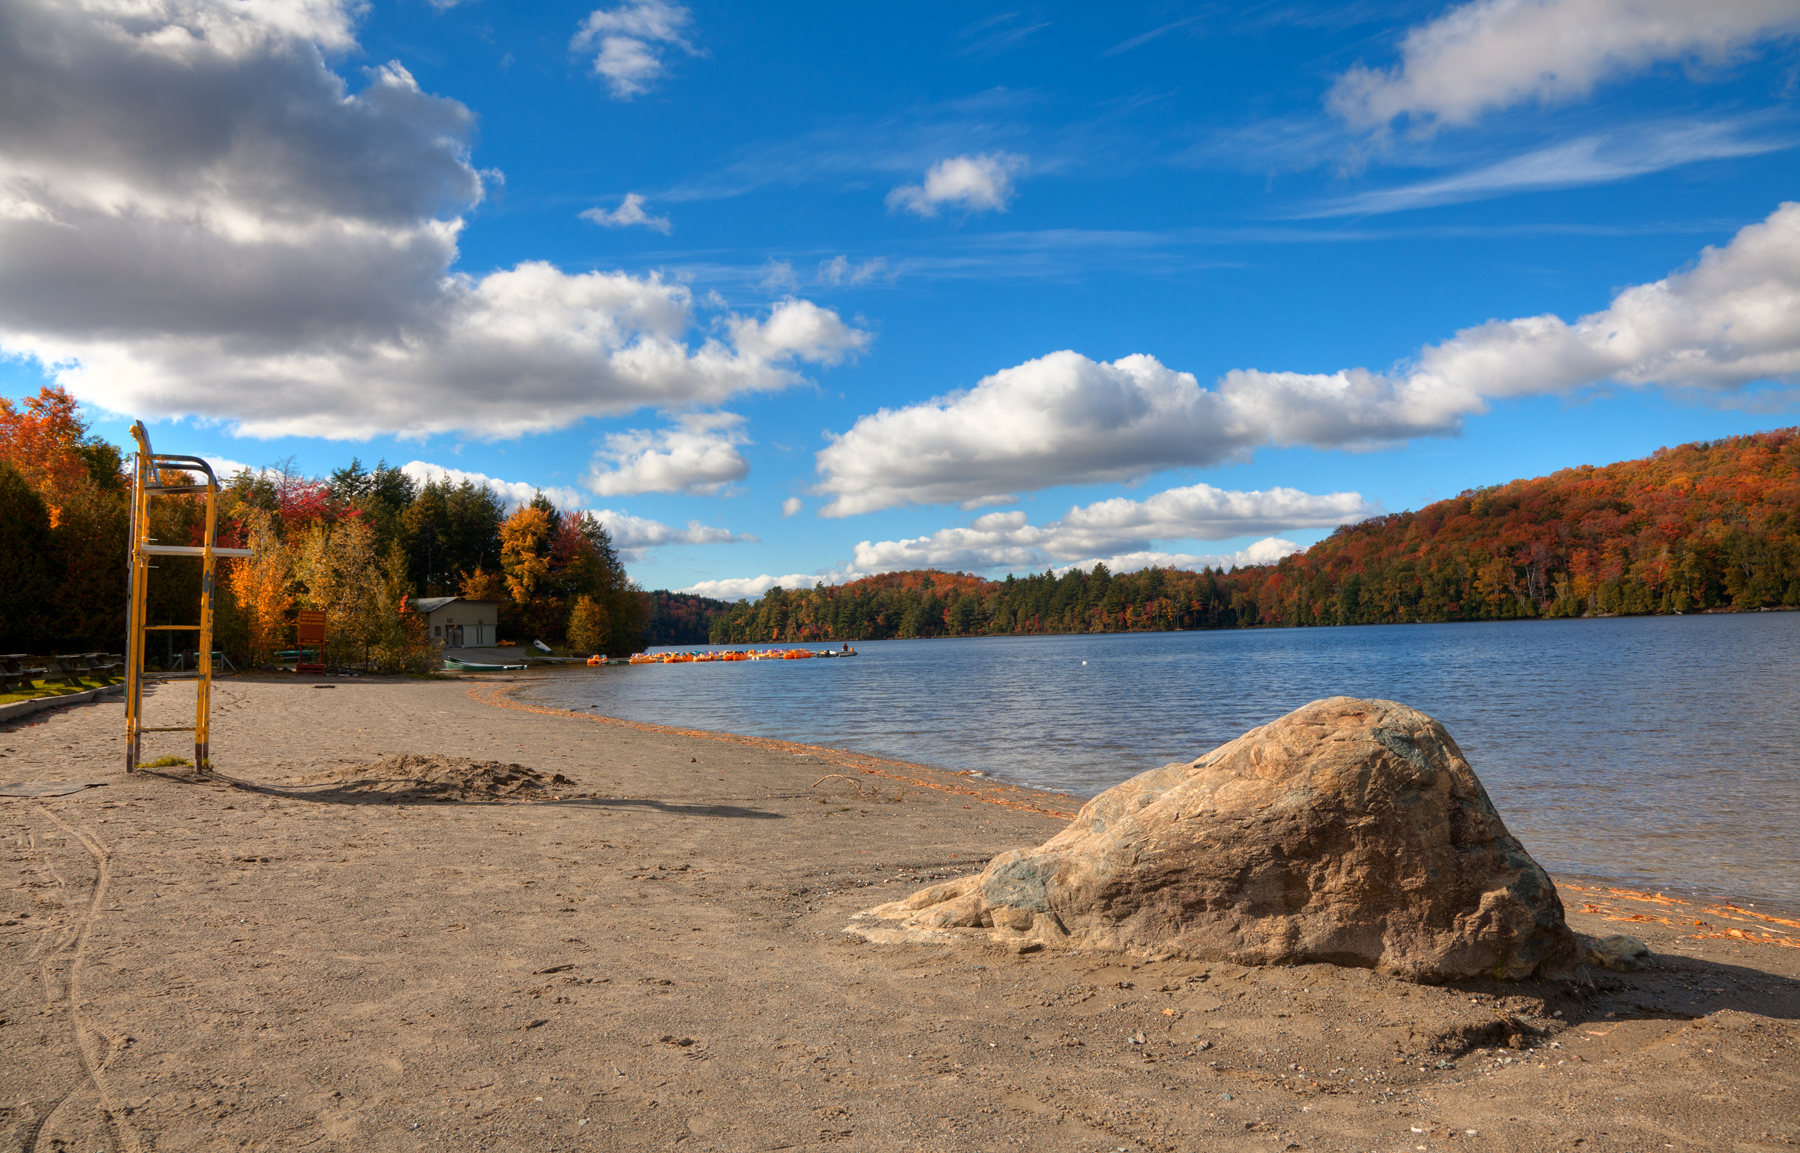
[124,421,252,772]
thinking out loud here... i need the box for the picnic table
[0,654,49,693]
[48,653,126,686]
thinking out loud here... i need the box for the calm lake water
[525,613,1800,909]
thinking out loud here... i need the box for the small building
[413,597,499,648]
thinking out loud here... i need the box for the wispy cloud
[1302,118,1795,217]
[955,11,1052,58]
[1102,15,1206,57]
[817,255,890,285]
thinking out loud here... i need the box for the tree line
[1,386,646,668]
[701,428,1800,642]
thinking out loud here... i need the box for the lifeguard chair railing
[125,421,252,772]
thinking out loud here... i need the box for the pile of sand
[295,753,576,801]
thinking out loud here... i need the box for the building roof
[411,596,498,614]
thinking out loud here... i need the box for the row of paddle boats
[626,646,856,664]
[442,648,855,672]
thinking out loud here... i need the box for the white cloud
[817,202,1800,514]
[1330,0,1800,133]
[580,193,672,233]
[846,484,1371,572]
[815,350,1443,516]
[585,412,750,496]
[886,154,1026,217]
[727,298,869,366]
[817,255,890,285]
[1065,539,1305,574]
[571,0,698,98]
[676,573,834,601]
[0,1,864,441]
[676,491,1334,599]
[781,496,804,517]
[587,508,755,561]
[678,534,1307,602]
[400,461,586,510]
[203,456,260,481]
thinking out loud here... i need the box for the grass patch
[142,754,191,768]
[0,677,124,706]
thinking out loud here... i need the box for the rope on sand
[466,680,1082,820]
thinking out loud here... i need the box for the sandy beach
[3,674,1797,1153]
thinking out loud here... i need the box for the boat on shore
[443,656,529,672]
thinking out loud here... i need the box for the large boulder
[849,697,1577,981]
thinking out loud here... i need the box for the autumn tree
[226,507,295,667]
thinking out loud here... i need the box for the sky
[3,0,1799,599]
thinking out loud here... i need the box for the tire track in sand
[23,804,142,1153]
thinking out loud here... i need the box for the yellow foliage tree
[226,507,294,667]
[293,515,385,669]
[499,506,552,602]
[566,594,610,654]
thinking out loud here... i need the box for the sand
[2,673,1796,1153]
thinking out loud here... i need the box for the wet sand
[3,674,1797,1153]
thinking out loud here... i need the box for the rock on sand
[849,697,1578,981]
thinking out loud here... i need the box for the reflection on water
[526,613,1800,907]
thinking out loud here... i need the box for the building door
[450,625,464,647]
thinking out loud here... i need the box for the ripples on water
[526,613,1800,907]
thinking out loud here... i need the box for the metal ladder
[124,421,252,772]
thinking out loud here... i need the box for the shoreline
[3,674,1795,1151]
[512,657,1800,917]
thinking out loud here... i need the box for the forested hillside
[643,591,736,646]
[706,428,1800,643]
[0,387,646,665]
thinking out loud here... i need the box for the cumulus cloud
[580,192,672,233]
[846,484,1371,573]
[886,154,1026,217]
[1330,0,1800,133]
[676,573,834,600]
[818,203,1800,514]
[675,487,1340,599]
[400,461,586,510]
[588,508,754,561]
[727,298,869,365]
[203,456,261,481]
[571,0,698,98]
[815,351,1442,516]
[585,411,750,496]
[1067,539,1305,574]
[781,496,804,517]
[0,0,864,441]
[677,533,1307,602]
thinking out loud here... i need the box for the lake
[525,613,1800,909]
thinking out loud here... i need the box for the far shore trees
[703,428,1800,644]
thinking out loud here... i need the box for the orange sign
[296,610,327,644]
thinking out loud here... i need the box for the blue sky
[3,0,1798,597]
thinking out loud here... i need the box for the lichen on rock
[848,697,1578,982]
